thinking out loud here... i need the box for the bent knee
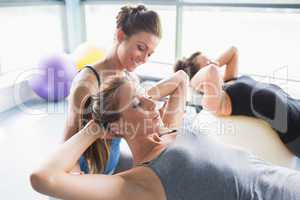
[231,46,238,53]
[175,70,189,82]
[205,65,220,80]
[175,70,189,89]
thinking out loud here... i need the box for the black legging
[223,75,300,157]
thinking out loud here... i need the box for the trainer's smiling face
[117,31,160,72]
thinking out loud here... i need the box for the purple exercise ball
[29,54,76,102]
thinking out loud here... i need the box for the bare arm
[147,70,189,128]
[62,80,91,173]
[191,64,224,114]
[30,121,141,200]
[146,70,187,100]
[63,80,91,141]
[215,46,239,81]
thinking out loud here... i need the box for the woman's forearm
[147,70,187,100]
[62,120,83,174]
[191,65,224,113]
[216,46,239,81]
[40,121,101,174]
[216,46,237,67]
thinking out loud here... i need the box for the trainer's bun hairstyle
[116,4,162,38]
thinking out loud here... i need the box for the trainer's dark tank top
[81,65,101,126]
[143,118,300,200]
[223,76,300,156]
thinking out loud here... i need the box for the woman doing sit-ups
[174,46,300,157]
[30,74,300,200]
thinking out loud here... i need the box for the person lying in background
[174,46,300,157]
[30,75,300,200]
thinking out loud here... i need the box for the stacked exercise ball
[29,53,76,102]
[29,43,105,102]
[72,42,106,71]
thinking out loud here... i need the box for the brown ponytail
[81,77,127,174]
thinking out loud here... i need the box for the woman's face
[194,54,211,69]
[115,82,163,139]
[117,31,160,72]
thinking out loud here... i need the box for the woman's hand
[208,60,220,66]
[84,120,119,140]
[146,70,187,100]
[84,120,106,139]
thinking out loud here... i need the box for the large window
[1,1,300,82]
[84,4,119,52]
[146,5,176,64]
[182,7,300,81]
[183,0,300,4]
[0,5,64,74]
[84,3,176,64]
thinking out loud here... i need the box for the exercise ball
[29,53,76,102]
[72,42,106,71]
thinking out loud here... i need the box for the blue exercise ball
[29,54,76,102]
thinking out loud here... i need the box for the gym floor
[0,99,67,200]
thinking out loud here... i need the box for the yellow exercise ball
[72,42,106,71]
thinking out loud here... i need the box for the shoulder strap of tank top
[83,65,101,87]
